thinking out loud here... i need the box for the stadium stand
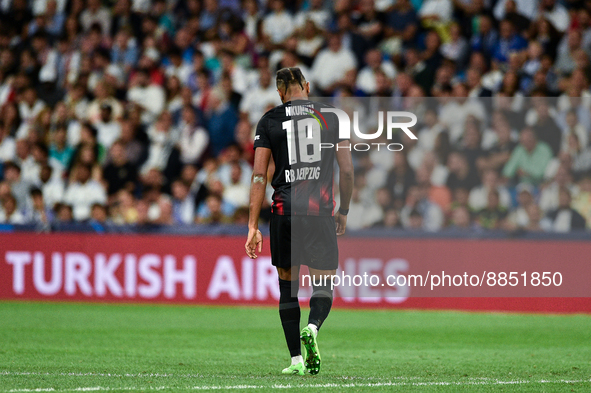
[1,0,591,233]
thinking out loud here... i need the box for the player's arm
[245,146,272,258]
[335,140,354,235]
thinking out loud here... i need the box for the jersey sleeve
[254,116,272,149]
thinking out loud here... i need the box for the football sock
[308,279,333,331]
[279,278,301,357]
[291,355,304,365]
[307,323,318,336]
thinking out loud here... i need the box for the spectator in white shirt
[263,0,295,46]
[419,0,453,24]
[165,46,192,86]
[38,164,64,210]
[223,162,250,208]
[95,104,121,149]
[0,193,26,224]
[0,124,16,162]
[239,67,282,124]
[127,68,165,125]
[18,86,46,129]
[311,32,357,95]
[294,0,330,31]
[356,48,397,95]
[178,106,209,165]
[469,169,512,211]
[80,0,112,36]
[63,163,107,221]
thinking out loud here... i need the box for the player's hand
[335,212,347,236]
[245,227,263,259]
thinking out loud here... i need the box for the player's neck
[284,94,308,102]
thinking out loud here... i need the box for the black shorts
[269,214,339,271]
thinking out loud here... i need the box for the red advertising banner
[1,233,590,313]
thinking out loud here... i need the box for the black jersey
[253,99,344,216]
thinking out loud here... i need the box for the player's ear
[277,89,285,103]
[305,82,310,94]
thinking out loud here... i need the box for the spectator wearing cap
[541,187,586,232]
[63,163,107,221]
[503,128,553,185]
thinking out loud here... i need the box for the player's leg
[306,267,336,333]
[299,216,339,375]
[300,267,335,375]
[277,266,305,375]
[270,214,305,375]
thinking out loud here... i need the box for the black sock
[279,278,301,357]
[308,279,333,330]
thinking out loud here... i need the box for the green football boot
[300,326,321,375]
[281,361,306,375]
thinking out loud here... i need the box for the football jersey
[254,99,344,216]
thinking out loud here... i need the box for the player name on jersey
[285,104,314,116]
[285,166,321,183]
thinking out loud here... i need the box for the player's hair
[276,67,306,94]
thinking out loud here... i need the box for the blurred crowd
[0,0,591,232]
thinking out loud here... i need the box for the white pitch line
[2,379,591,392]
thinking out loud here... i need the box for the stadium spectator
[178,106,209,166]
[503,128,554,185]
[103,140,138,197]
[63,163,107,221]
[475,189,508,230]
[0,193,26,223]
[541,187,586,232]
[311,32,357,95]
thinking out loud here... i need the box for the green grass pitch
[0,302,590,392]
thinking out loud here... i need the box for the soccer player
[245,67,354,375]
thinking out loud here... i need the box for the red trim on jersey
[308,194,320,215]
